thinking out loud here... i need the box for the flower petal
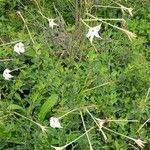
[50,117,62,128]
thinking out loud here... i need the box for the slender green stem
[141,87,150,111]
[86,13,136,40]
[58,108,78,119]
[96,118,139,123]
[0,41,21,47]
[84,18,125,21]
[112,0,126,8]
[58,105,97,120]
[14,112,48,131]
[33,0,42,12]
[38,11,49,20]
[17,11,35,44]
[14,112,40,127]
[51,126,95,149]
[93,5,121,9]
[137,118,150,132]
[103,126,135,141]
[0,58,14,62]
[128,143,139,150]
[80,110,93,150]
[0,114,12,119]
[86,13,124,31]
[86,109,107,141]
[80,18,90,28]
[10,66,26,72]
[83,81,113,92]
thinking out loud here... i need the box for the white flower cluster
[2,15,57,81]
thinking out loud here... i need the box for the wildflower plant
[0,0,150,149]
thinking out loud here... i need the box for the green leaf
[7,104,24,111]
[38,94,58,121]
[25,48,36,57]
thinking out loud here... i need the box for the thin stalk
[86,109,107,141]
[10,66,26,72]
[58,108,78,119]
[93,5,121,9]
[91,42,98,52]
[80,18,90,28]
[58,105,97,120]
[144,87,150,104]
[53,2,66,27]
[86,13,122,29]
[112,1,126,8]
[137,118,150,132]
[83,81,113,92]
[14,112,48,132]
[112,0,133,16]
[96,118,138,123]
[106,119,138,122]
[0,114,12,119]
[17,11,35,44]
[141,87,150,111]
[103,126,135,141]
[33,0,42,12]
[0,58,14,62]
[80,110,93,150]
[38,11,49,20]
[84,18,125,21]
[0,41,21,47]
[51,126,95,150]
[104,126,146,148]
[86,13,136,40]
[128,143,139,150]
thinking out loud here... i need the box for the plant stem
[93,5,121,9]
[86,109,107,141]
[14,112,48,130]
[80,18,90,28]
[17,11,35,44]
[141,87,150,111]
[0,58,14,62]
[86,13,123,30]
[10,66,26,72]
[86,13,136,40]
[96,118,139,123]
[58,108,78,119]
[33,0,42,12]
[38,11,49,20]
[83,81,114,92]
[0,41,21,47]
[51,126,95,149]
[80,110,93,150]
[103,126,135,141]
[84,18,125,21]
[137,118,150,132]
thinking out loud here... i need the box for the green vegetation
[0,0,150,149]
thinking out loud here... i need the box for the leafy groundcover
[0,0,150,149]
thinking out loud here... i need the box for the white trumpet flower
[86,24,102,43]
[50,117,62,128]
[48,19,58,29]
[3,68,13,80]
[14,42,25,54]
